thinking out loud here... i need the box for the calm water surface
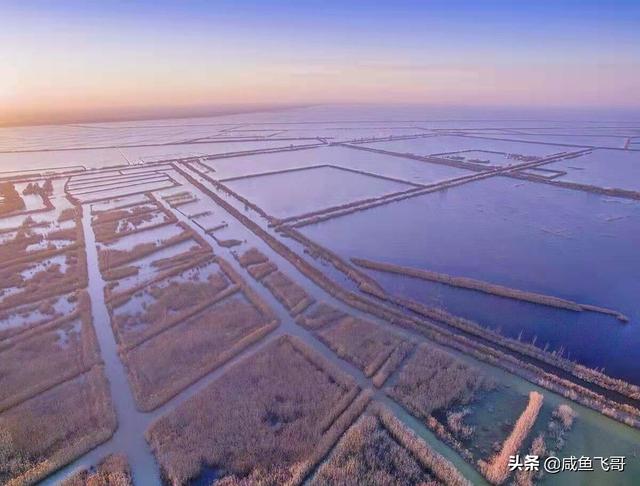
[302,176,640,383]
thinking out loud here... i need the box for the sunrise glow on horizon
[2,0,640,126]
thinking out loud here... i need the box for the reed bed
[0,249,86,311]
[102,265,139,282]
[0,182,26,215]
[296,302,347,330]
[0,291,82,342]
[111,266,231,348]
[262,270,315,315]
[234,247,269,267]
[376,405,472,486]
[0,367,117,486]
[149,246,211,272]
[7,204,81,255]
[479,391,544,485]
[546,403,576,456]
[45,227,78,242]
[93,208,174,244]
[124,294,277,411]
[235,246,279,279]
[212,236,243,248]
[513,434,546,486]
[247,260,278,280]
[287,390,372,486]
[216,256,279,322]
[58,207,80,223]
[0,230,43,267]
[62,454,132,486]
[0,302,100,412]
[145,336,355,485]
[352,257,628,321]
[372,341,414,388]
[97,228,194,271]
[387,344,495,419]
[91,202,159,226]
[309,413,438,486]
[316,315,406,377]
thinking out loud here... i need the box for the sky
[1,0,640,126]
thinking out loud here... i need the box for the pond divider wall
[508,171,640,201]
[352,258,629,322]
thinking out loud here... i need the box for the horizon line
[3,102,640,129]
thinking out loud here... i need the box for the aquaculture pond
[540,149,640,192]
[0,140,314,173]
[224,165,416,219]
[301,176,640,384]
[208,144,473,184]
[494,133,629,149]
[360,135,573,159]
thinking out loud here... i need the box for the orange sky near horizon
[2,1,639,126]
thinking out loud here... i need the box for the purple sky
[2,1,639,125]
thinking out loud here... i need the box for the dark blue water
[301,176,640,384]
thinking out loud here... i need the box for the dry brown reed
[295,302,346,330]
[478,391,544,485]
[0,367,117,486]
[262,270,315,315]
[111,269,232,348]
[61,454,132,486]
[145,335,355,485]
[247,260,278,280]
[0,303,100,412]
[376,405,472,486]
[387,344,495,418]
[97,229,194,271]
[124,295,277,411]
[372,341,414,388]
[235,247,269,267]
[0,182,26,216]
[0,250,86,311]
[316,315,406,377]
